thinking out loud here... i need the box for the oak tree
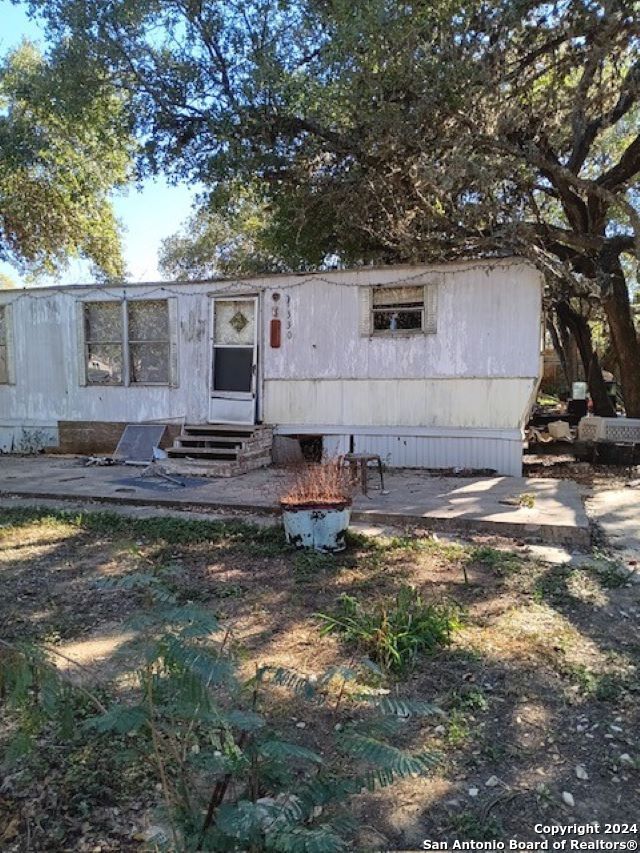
[23,0,640,409]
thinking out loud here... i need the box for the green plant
[469,546,523,577]
[448,810,502,840]
[583,555,630,589]
[443,710,471,746]
[517,492,536,509]
[449,687,489,712]
[0,506,289,556]
[0,573,441,852]
[293,550,337,579]
[558,661,632,702]
[316,586,462,675]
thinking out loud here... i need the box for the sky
[0,0,198,285]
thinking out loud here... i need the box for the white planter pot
[281,502,352,552]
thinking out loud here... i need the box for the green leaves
[0,566,441,851]
[267,825,348,853]
[338,732,438,778]
[0,42,132,279]
[86,704,148,734]
[258,739,324,765]
[360,694,444,719]
[316,587,462,675]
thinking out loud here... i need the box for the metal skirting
[352,433,522,476]
[274,426,523,476]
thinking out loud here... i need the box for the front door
[209,296,258,424]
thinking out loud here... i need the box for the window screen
[84,302,123,385]
[128,300,170,384]
[213,348,253,392]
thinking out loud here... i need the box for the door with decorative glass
[209,297,258,424]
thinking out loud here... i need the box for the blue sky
[0,1,197,285]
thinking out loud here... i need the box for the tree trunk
[555,300,592,376]
[554,300,615,415]
[598,252,640,418]
[588,353,616,418]
[546,314,571,389]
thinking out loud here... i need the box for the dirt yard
[0,507,638,851]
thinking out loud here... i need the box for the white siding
[264,378,538,429]
[0,259,542,473]
[262,261,541,381]
[0,285,222,429]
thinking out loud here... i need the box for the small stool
[344,453,385,497]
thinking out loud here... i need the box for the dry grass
[280,458,354,506]
[0,509,639,851]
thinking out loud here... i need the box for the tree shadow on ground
[1,509,639,851]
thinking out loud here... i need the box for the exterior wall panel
[263,378,538,429]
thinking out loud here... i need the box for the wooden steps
[165,424,272,477]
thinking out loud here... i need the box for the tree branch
[567,54,640,173]
[598,132,640,191]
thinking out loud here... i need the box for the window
[80,299,175,386]
[359,281,438,336]
[84,301,124,384]
[0,305,14,384]
[128,300,170,384]
[372,286,424,332]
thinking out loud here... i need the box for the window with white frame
[359,281,438,336]
[0,305,13,384]
[81,299,175,386]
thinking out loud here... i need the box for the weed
[345,529,468,562]
[316,586,462,675]
[584,555,630,589]
[533,566,571,603]
[560,663,630,702]
[469,546,523,577]
[535,782,554,804]
[450,687,489,712]
[517,492,536,508]
[482,742,506,762]
[594,674,626,702]
[0,506,289,555]
[444,710,470,746]
[448,810,502,840]
[293,549,337,579]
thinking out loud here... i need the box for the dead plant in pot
[280,458,354,552]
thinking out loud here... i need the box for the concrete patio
[0,455,590,545]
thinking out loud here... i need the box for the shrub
[281,459,354,507]
[0,572,441,851]
[316,586,462,675]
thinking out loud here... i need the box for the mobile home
[0,258,542,475]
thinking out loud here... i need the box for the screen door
[209,297,258,424]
